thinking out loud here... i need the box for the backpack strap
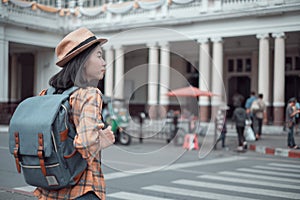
[37,133,47,176]
[13,132,21,173]
[62,86,79,96]
[46,87,56,95]
[41,86,79,96]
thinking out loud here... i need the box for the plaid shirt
[34,87,106,200]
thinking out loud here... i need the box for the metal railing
[0,0,297,31]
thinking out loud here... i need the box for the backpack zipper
[52,131,58,153]
[51,103,68,153]
[21,163,59,169]
[61,104,68,130]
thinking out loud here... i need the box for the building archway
[227,76,251,117]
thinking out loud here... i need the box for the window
[295,57,300,70]
[227,58,251,73]
[285,57,293,71]
[228,59,234,72]
[237,59,243,72]
[245,59,251,72]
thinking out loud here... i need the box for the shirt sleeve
[72,88,105,163]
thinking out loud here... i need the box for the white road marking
[13,186,36,192]
[105,156,246,180]
[173,179,300,199]
[219,171,300,183]
[107,191,174,200]
[269,162,300,169]
[237,168,300,178]
[143,185,261,200]
[198,174,300,190]
[253,165,300,173]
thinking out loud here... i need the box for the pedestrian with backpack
[232,105,248,151]
[43,27,115,199]
[251,94,266,140]
[9,27,115,200]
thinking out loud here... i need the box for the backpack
[9,86,87,190]
[250,100,261,114]
[234,108,247,127]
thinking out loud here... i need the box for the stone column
[272,32,285,125]
[147,43,159,105]
[158,42,170,119]
[56,0,62,8]
[104,46,114,97]
[211,37,224,119]
[10,54,19,102]
[200,0,208,13]
[198,38,210,122]
[159,42,170,106]
[114,45,124,99]
[147,43,159,118]
[0,38,9,102]
[257,33,270,121]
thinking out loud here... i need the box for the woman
[232,105,247,151]
[34,27,115,199]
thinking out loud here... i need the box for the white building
[0,0,300,125]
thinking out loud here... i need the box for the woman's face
[84,45,106,82]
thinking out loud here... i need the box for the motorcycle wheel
[118,130,131,145]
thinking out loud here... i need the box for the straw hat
[55,27,107,67]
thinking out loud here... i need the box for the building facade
[0,0,300,125]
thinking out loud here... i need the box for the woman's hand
[99,126,115,150]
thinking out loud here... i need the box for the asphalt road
[1,131,300,200]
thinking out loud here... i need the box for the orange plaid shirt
[34,87,106,200]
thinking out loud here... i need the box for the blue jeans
[216,132,226,148]
[288,125,296,147]
[75,192,100,200]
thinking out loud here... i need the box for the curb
[249,144,300,159]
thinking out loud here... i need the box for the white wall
[35,50,60,95]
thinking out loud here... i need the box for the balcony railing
[0,0,298,31]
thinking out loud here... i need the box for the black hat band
[66,36,97,56]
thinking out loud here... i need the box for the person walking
[286,97,300,149]
[232,91,244,110]
[34,27,115,200]
[244,91,257,131]
[251,94,267,140]
[215,108,228,149]
[232,105,248,151]
[295,98,300,134]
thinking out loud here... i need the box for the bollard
[139,112,145,143]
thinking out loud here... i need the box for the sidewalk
[213,124,300,159]
[247,133,300,159]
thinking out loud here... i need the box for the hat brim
[56,38,107,67]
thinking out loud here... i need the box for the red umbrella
[166,86,217,97]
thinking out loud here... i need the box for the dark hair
[251,91,256,96]
[258,94,263,98]
[49,43,99,94]
[289,97,297,103]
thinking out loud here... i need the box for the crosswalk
[107,162,300,200]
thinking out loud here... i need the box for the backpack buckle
[13,132,21,173]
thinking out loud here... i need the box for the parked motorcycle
[102,97,131,145]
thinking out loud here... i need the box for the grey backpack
[9,87,87,190]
